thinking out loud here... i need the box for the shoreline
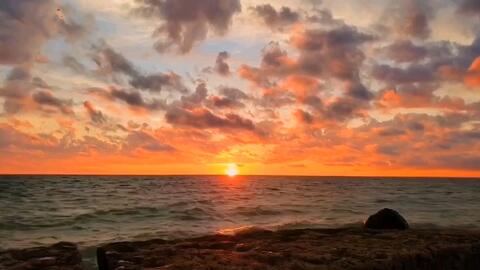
[2,225,480,270]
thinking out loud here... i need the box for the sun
[226,163,238,177]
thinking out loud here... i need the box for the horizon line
[0,173,479,179]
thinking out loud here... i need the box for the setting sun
[226,164,238,177]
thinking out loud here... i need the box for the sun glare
[226,163,238,177]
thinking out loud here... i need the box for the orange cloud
[465,56,480,88]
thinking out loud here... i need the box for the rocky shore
[0,242,83,270]
[97,227,480,270]
[2,210,480,270]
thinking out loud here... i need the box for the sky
[0,0,480,176]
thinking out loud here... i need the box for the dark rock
[0,242,83,270]
[98,227,480,270]
[365,208,410,230]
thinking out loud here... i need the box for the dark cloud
[407,121,425,132]
[166,106,255,130]
[260,43,293,74]
[220,87,248,100]
[92,44,188,93]
[208,96,242,109]
[346,82,373,101]
[130,73,188,93]
[251,4,300,31]
[381,40,428,63]
[90,87,166,111]
[377,127,406,137]
[63,55,87,74]
[214,51,231,76]
[0,67,32,113]
[376,144,401,156]
[306,9,344,26]
[0,0,91,65]
[92,45,138,77]
[32,77,50,89]
[207,87,249,109]
[32,91,73,114]
[109,88,166,110]
[239,25,375,122]
[436,155,480,170]
[294,26,374,81]
[241,25,375,105]
[294,109,314,124]
[123,130,174,153]
[388,0,433,39]
[371,64,435,85]
[256,88,296,108]
[6,67,30,82]
[134,0,241,54]
[56,6,92,42]
[180,83,208,108]
[458,0,480,16]
[0,0,56,65]
[83,101,106,124]
[322,97,366,121]
[164,85,255,130]
[0,67,75,115]
[303,95,323,109]
[375,83,445,110]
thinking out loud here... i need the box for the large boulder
[364,208,409,230]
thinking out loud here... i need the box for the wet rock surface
[0,242,83,270]
[98,227,480,270]
[364,208,410,230]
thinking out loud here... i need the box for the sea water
[1,175,480,266]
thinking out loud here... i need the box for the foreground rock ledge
[98,227,480,270]
[0,242,83,270]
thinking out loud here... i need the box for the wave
[0,206,166,230]
[232,206,304,217]
[169,206,212,221]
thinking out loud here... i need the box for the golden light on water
[226,163,238,177]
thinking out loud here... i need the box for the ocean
[1,175,480,266]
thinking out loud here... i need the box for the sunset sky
[1,0,480,176]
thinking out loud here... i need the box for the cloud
[465,56,480,88]
[437,56,480,89]
[134,0,241,54]
[165,106,255,131]
[0,67,33,113]
[238,25,375,123]
[435,154,480,170]
[63,55,87,74]
[207,87,249,109]
[457,0,480,16]
[123,130,174,153]
[371,64,435,85]
[294,109,314,124]
[163,82,256,131]
[90,87,166,111]
[83,101,106,124]
[385,0,433,39]
[321,97,368,121]
[214,51,231,76]
[180,83,208,108]
[0,0,91,65]
[92,44,139,77]
[292,25,374,81]
[32,90,73,115]
[251,4,300,31]
[109,88,166,111]
[130,73,187,93]
[92,44,188,93]
[380,40,427,63]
